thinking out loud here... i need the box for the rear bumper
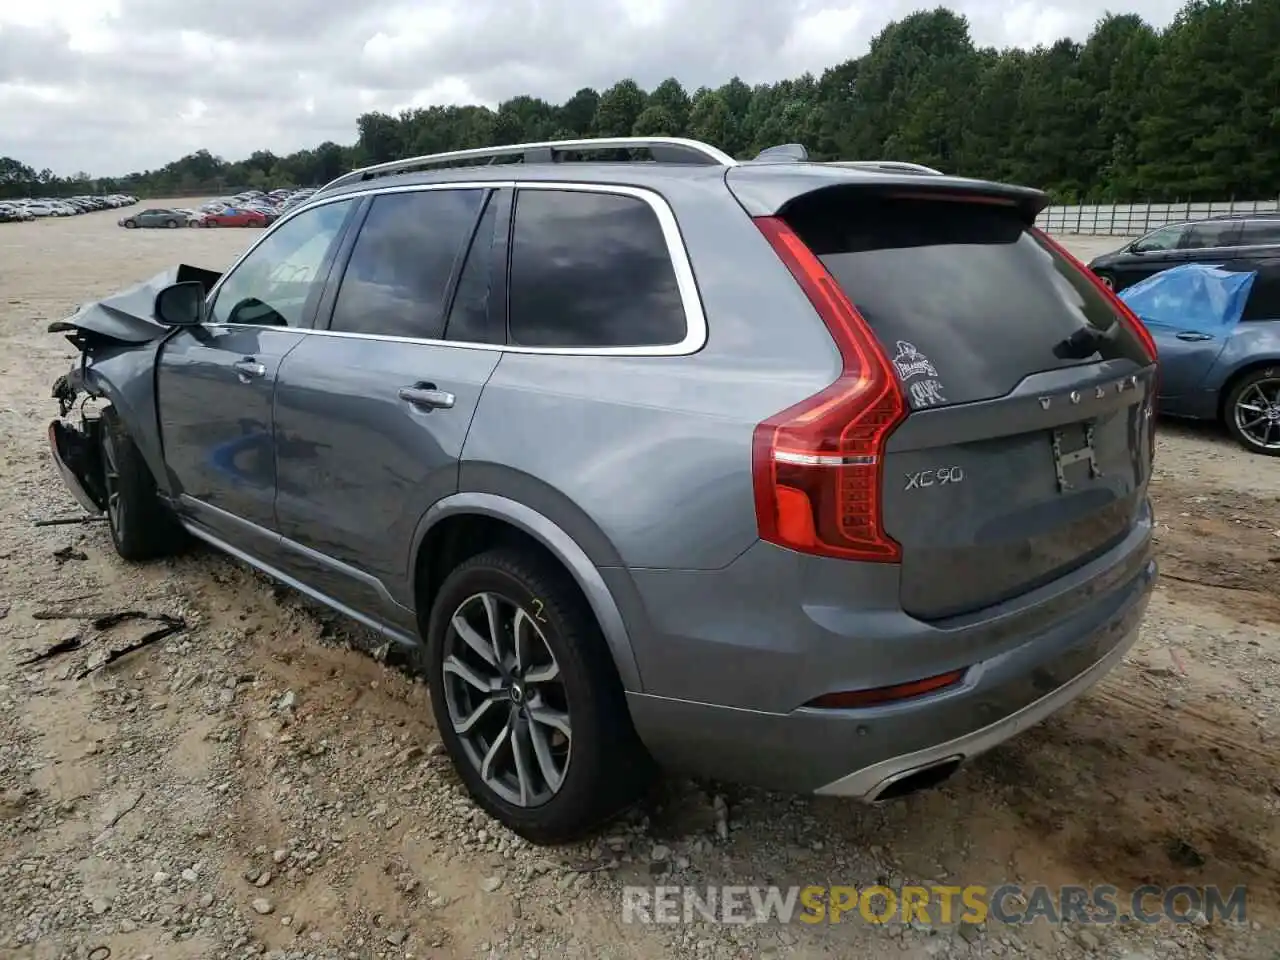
[812,617,1140,798]
[619,504,1156,796]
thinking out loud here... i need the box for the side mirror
[154,281,207,326]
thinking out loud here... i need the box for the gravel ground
[1,210,1277,960]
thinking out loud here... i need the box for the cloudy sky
[2,0,1183,177]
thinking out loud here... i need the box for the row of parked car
[0,194,139,222]
[118,187,319,230]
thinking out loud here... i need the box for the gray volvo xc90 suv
[47,137,1158,843]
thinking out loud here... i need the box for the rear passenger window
[508,189,686,348]
[330,189,484,339]
[444,193,500,343]
[1182,221,1241,250]
[1240,221,1280,246]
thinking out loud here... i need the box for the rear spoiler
[725,164,1049,223]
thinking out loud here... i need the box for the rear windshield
[783,193,1149,408]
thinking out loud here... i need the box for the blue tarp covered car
[1117,260,1280,455]
[1118,263,1255,336]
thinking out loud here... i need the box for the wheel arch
[1216,356,1280,422]
[409,493,643,692]
[77,347,171,495]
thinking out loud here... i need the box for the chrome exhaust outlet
[865,756,963,803]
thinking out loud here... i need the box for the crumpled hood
[47,263,222,343]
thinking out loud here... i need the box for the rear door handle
[398,383,455,410]
[1174,331,1214,342]
[232,357,267,381]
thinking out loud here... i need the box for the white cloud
[0,0,1186,176]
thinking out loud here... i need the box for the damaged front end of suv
[47,264,222,518]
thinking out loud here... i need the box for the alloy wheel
[101,427,124,537]
[441,592,571,807]
[1233,376,1280,451]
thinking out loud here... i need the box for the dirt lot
[1,209,1277,960]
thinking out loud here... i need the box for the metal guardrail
[1037,199,1280,237]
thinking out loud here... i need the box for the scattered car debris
[13,609,186,676]
[16,633,84,666]
[74,614,186,680]
[33,514,106,527]
[33,607,126,621]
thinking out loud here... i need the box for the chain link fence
[1036,199,1280,237]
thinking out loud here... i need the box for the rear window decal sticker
[909,379,947,408]
[893,340,938,381]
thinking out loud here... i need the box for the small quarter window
[507,189,687,348]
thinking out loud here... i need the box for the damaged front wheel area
[97,406,188,561]
[48,399,186,562]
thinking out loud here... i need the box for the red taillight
[1032,227,1158,365]
[751,215,906,563]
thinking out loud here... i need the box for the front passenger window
[210,199,355,327]
[1130,225,1185,253]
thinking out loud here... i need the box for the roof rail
[829,160,944,176]
[317,137,738,194]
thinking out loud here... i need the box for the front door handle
[398,383,455,410]
[1174,331,1214,342]
[232,357,267,382]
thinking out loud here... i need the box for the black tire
[1095,271,1114,289]
[99,407,188,560]
[123,220,136,229]
[423,548,651,844]
[166,219,179,228]
[1223,366,1280,456]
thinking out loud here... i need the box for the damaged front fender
[46,262,220,512]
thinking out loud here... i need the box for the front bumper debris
[48,413,106,515]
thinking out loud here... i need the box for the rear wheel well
[414,514,593,640]
[1218,360,1280,421]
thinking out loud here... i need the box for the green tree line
[3,0,1277,204]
